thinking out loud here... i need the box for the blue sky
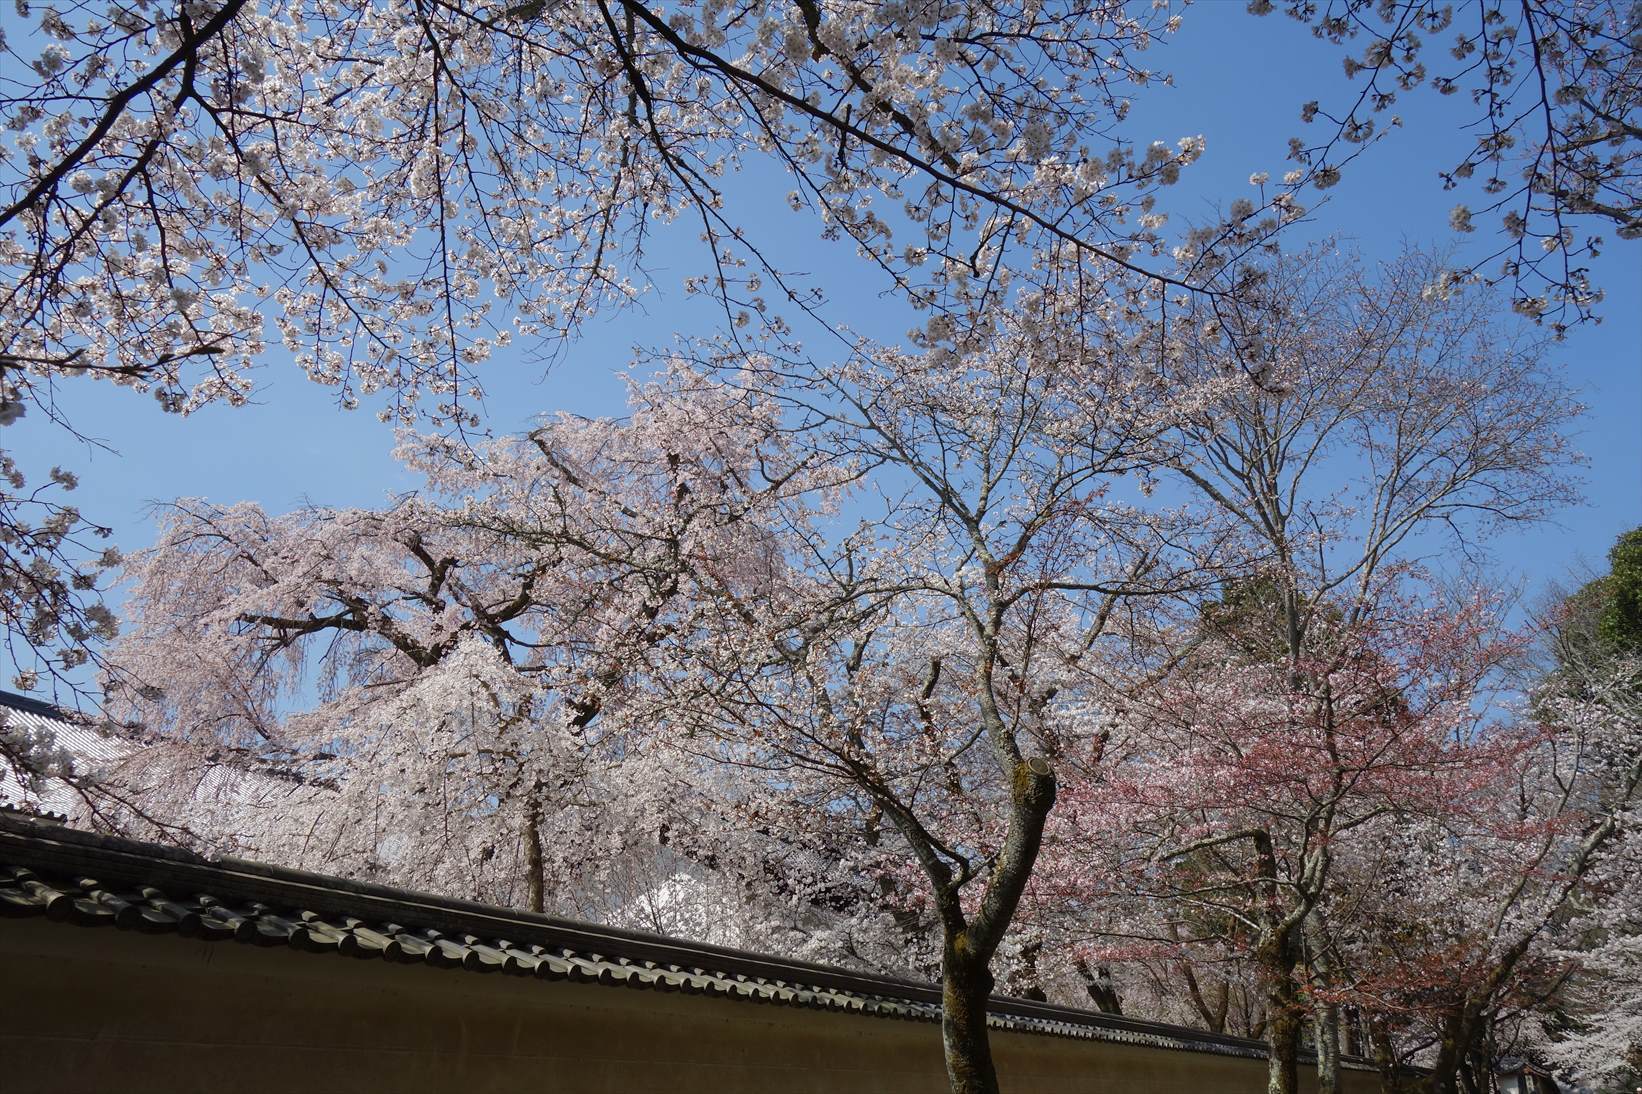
[10,1,1639,682]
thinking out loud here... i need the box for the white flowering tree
[102,370,805,892]
[1528,530,1642,1086]
[107,252,1230,1091]
[5,0,1637,696]
[0,458,120,694]
[1,0,1221,400]
[1261,0,1640,329]
[3,0,1284,706]
[645,261,1235,1094]
[1544,818,1642,1087]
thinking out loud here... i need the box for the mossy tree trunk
[872,754,1057,1094]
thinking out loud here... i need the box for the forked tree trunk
[1074,956,1125,1015]
[1425,1003,1488,1094]
[894,755,1055,1094]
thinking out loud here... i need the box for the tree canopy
[0,3,1637,1091]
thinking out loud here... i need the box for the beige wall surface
[0,919,1376,1094]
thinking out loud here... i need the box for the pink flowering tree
[1318,663,1641,1093]
[1051,580,1529,1094]
[1028,245,1583,1094]
[1331,545,1642,1092]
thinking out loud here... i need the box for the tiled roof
[0,689,113,745]
[0,689,308,829]
[0,811,1352,1064]
[0,689,130,762]
[0,690,132,813]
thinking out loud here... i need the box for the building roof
[1,688,312,830]
[0,688,119,751]
[0,689,131,814]
[0,810,1358,1064]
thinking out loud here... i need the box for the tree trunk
[1456,1054,1482,1094]
[1266,981,1303,1094]
[1424,1007,1484,1094]
[880,742,1053,1094]
[1368,1017,1424,1094]
[523,796,545,914]
[941,939,1001,1094]
[1305,912,1341,1094]
[1177,956,1227,1032]
[1262,931,1304,1094]
[1313,1003,1341,1094]
[1473,1046,1499,1094]
[1074,956,1124,1015]
[926,755,1055,1094]
[1368,1017,1407,1094]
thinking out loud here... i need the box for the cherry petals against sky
[11,1,1638,612]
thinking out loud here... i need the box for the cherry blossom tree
[1053,579,1530,1094]
[1543,819,1642,1087]
[1,0,1207,412]
[4,0,1298,707]
[602,260,1233,1094]
[1120,528,1642,1094]
[1504,529,1642,1088]
[100,358,939,979]
[1263,0,1641,329]
[98,238,1602,1094]
[105,252,1230,1092]
[100,367,812,899]
[1319,531,1642,1092]
[1063,586,1635,1092]
[1321,646,1640,1094]
[1028,245,1583,1094]
[0,455,120,695]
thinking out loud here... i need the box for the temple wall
[0,918,1377,1094]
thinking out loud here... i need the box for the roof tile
[0,812,1375,1069]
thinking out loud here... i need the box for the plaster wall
[0,918,1378,1094]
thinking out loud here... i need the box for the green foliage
[1199,575,1294,663]
[1198,575,1355,666]
[1559,527,1642,668]
[1597,528,1642,656]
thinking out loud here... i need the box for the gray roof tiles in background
[0,690,130,816]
